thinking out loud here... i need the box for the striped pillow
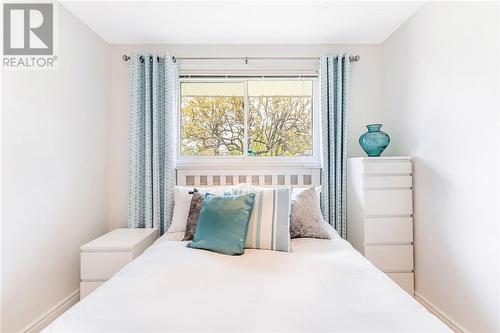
[241,187,292,252]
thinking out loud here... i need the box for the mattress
[45,229,450,332]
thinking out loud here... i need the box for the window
[179,79,317,164]
[247,81,312,157]
[180,82,244,156]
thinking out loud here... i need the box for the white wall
[382,2,499,332]
[2,2,497,332]
[1,6,110,332]
[108,44,383,229]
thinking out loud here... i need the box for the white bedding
[45,232,450,332]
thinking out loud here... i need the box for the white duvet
[45,231,450,332]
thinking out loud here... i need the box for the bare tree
[248,96,312,156]
[181,96,244,155]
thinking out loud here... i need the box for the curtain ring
[172,56,177,63]
[139,56,144,63]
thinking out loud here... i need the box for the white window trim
[175,77,321,169]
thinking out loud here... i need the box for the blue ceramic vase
[359,124,390,157]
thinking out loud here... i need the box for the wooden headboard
[177,168,320,187]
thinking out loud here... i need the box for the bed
[45,170,450,332]
[45,228,449,332]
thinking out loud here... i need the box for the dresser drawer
[365,245,413,271]
[80,281,104,299]
[364,217,413,244]
[387,272,414,295]
[363,175,412,189]
[364,189,412,216]
[81,251,134,280]
[363,161,412,175]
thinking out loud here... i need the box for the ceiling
[60,1,424,45]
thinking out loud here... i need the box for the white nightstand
[80,228,158,299]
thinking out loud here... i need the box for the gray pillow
[182,189,204,241]
[290,187,331,239]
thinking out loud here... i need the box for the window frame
[176,77,321,168]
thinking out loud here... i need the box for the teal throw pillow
[187,193,256,255]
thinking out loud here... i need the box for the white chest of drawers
[347,157,414,295]
[80,228,158,299]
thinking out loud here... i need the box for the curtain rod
[121,55,360,63]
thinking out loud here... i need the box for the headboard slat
[177,168,320,187]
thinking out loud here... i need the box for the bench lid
[81,228,158,252]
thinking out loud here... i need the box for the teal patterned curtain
[320,54,351,239]
[128,53,178,234]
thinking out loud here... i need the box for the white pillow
[155,232,185,243]
[168,186,195,233]
[168,183,250,233]
[320,219,341,239]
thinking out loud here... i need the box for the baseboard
[21,289,80,333]
[414,292,468,333]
